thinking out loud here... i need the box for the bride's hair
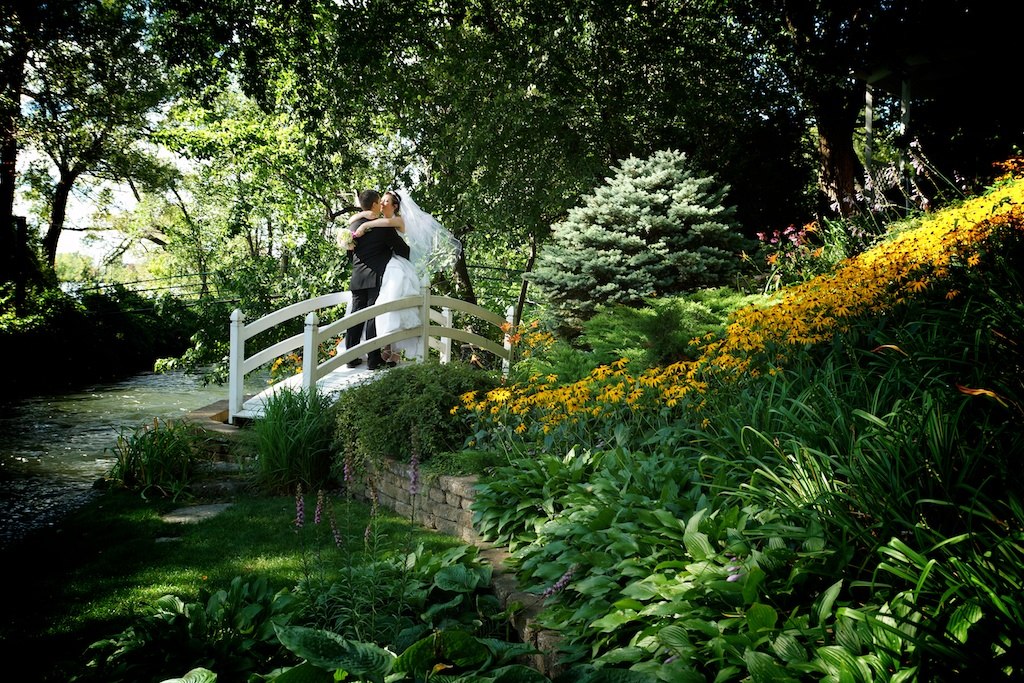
[385,190,401,214]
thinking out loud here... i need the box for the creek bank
[186,400,565,679]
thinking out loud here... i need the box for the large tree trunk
[813,98,864,217]
[42,173,78,268]
[0,13,32,286]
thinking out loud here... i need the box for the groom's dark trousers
[346,217,411,369]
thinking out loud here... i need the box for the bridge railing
[228,288,513,423]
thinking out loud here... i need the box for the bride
[348,189,461,362]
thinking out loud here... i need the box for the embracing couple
[339,188,461,370]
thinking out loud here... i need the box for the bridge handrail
[239,292,351,341]
[228,288,512,423]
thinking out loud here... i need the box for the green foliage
[55,252,101,283]
[529,150,753,327]
[251,388,338,493]
[1,285,201,394]
[277,459,545,682]
[107,418,211,500]
[19,0,176,268]
[467,221,1024,678]
[333,361,501,466]
[746,217,882,293]
[471,449,603,552]
[274,622,545,682]
[81,575,301,683]
[422,449,507,479]
[578,288,766,367]
[508,332,601,386]
[154,297,236,383]
[131,531,545,682]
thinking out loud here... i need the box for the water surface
[0,371,251,549]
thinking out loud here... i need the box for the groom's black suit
[346,217,411,369]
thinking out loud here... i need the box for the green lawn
[0,488,465,683]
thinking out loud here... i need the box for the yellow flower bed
[458,171,1024,438]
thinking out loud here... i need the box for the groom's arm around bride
[345,190,411,369]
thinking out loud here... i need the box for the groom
[345,189,411,369]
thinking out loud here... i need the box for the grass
[0,487,465,683]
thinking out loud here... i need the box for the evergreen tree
[530,150,750,325]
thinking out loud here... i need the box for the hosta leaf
[770,632,807,664]
[434,565,481,592]
[816,580,843,626]
[273,624,393,677]
[490,663,553,682]
[682,618,720,638]
[683,512,714,560]
[815,645,872,680]
[657,624,691,651]
[741,567,766,605]
[947,602,983,643]
[422,594,465,621]
[746,603,778,633]
[159,668,218,683]
[596,646,647,664]
[621,576,667,600]
[743,650,794,683]
[834,616,863,652]
[275,625,348,666]
[393,630,488,674]
[891,668,919,682]
[712,666,742,683]
[392,635,435,674]
[442,630,491,668]
[578,667,658,682]
[612,598,646,612]
[476,638,541,664]
[266,661,336,682]
[590,610,639,632]
[574,574,620,597]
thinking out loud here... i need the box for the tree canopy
[3,0,1018,331]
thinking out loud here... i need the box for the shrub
[333,361,500,467]
[529,149,752,327]
[579,288,766,367]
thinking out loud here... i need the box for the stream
[0,371,258,549]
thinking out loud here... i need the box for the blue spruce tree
[530,149,749,325]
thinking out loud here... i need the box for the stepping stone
[161,503,234,524]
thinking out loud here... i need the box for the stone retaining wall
[363,457,484,545]
[358,456,564,678]
[186,403,564,677]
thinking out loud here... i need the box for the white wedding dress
[375,190,461,362]
[376,254,424,360]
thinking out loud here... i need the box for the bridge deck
[234,362,389,421]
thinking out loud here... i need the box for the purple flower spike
[543,564,578,599]
[314,490,324,526]
[330,513,342,548]
[294,484,304,529]
[409,453,420,496]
